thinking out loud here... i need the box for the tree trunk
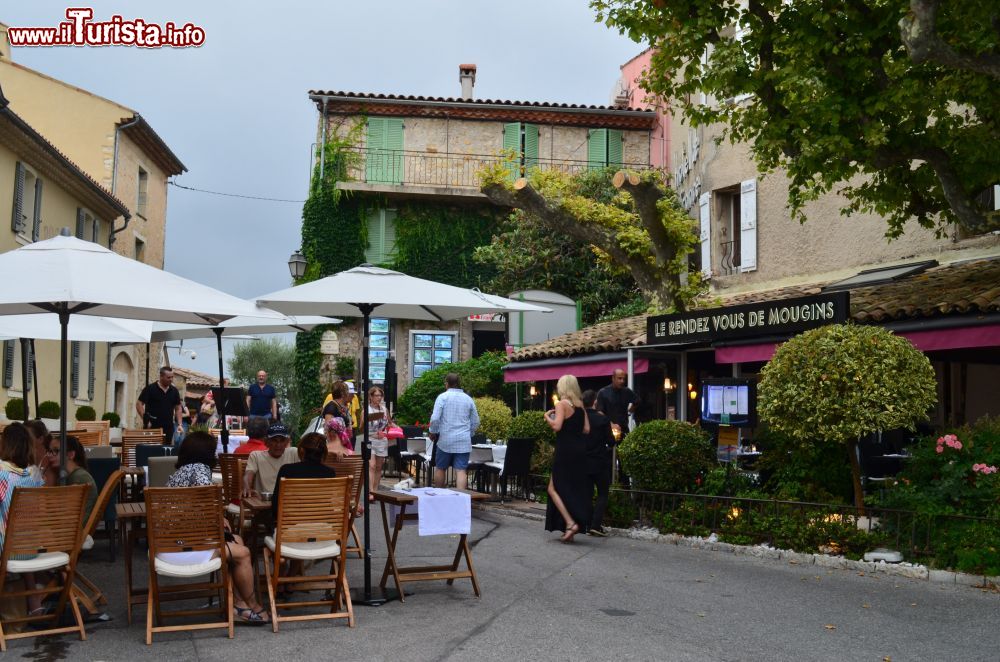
[847,438,866,515]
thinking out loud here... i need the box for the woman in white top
[366,386,393,501]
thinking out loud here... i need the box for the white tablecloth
[391,487,471,536]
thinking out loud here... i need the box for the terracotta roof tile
[511,257,1000,361]
[308,90,654,114]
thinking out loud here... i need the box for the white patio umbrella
[0,232,282,479]
[145,314,341,450]
[256,263,551,605]
[0,315,152,420]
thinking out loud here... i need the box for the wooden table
[373,488,488,602]
[116,501,147,624]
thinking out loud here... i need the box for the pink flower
[935,446,944,454]
[973,463,983,472]
[971,463,998,474]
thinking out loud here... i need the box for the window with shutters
[587,129,624,170]
[7,340,33,393]
[365,208,398,265]
[502,123,539,180]
[12,164,39,238]
[715,186,742,276]
[2,340,14,389]
[76,208,101,244]
[365,118,404,184]
[71,341,80,398]
[137,167,149,217]
[88,341,96,400]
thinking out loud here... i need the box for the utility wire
[169,180,305,203]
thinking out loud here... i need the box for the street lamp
[287,249,307,279]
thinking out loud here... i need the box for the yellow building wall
[0,142,109,421]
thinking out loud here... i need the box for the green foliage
[38,401,60,419]
[295,328,327,428]
[592,0,1000,236]
[759,324,936,507]
[4,398,24,420]
[474,206,645,324]
[481,164,705,312]
[333,356,355,380]
[392,202,501,289]
[509,410,556,474]
[472,397,513,441]
[101,411,121,428]
[228,337,297,428]
[618,420,713,492]
[74,405,96,422]
[753,428,854,503]
[395,352,511,425]
[696,465,759,498]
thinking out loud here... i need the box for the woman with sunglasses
[366,386,393,501]
[43,435,97,525]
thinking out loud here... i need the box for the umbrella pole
[58,306,69,485]
[19,338,29,421]
[31,340,39,420]
[214,327,230,454]
[353,303,393,606]
[144,343,150,389]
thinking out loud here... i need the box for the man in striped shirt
[429,373,480,490]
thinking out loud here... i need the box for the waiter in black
[136,366,183,444]
[596,369,637,435]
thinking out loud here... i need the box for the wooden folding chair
[0,484,89,652]
[217,454,248,536]
[144,486,233,645]
[263,477,354,632]
[325,456,365,559]
[74,469,125,615]
[73,430,103,448]
[76,421,111,446]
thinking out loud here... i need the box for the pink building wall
[619,49,670,171]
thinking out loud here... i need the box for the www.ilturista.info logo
[7,8,205,48]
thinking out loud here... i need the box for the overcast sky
[5,1,643,378]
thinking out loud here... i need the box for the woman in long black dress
[544,374,591,543]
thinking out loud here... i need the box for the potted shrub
[473,397,513,442]
[75,405,97,422]
[618,420,713,493]
[101,411,121,428]
[38,400,61,430]
[4,398,25,421]
[510,410,556,475]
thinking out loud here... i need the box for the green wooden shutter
[385,118,404,185]
[503,122,521,181]
[92,217,100,244]
[588,129,608,170]
[88,341,96,399]
[76,208,85,238]
[366,118,387,183]
[365,210,384,264]
[523,124,539,172]
[11,161,25,233]
[71,341,80,398]
[31,178,43,242]
[382,209,397,261]
[2,340,14,388]
[608,129,623,167]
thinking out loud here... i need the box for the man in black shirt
[582,390,615,536]
[136,366,183,444]
[596,369,637,435]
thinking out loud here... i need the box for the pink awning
[504,358,649,383]
[714,323,1000,364]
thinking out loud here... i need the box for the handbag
[385,425,405,440]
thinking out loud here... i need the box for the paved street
[11,510,999,661]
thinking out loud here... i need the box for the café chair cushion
[226,502,241,516]
[8,551,70,573]
[81,534,95,551]
[153,555,222,578]
[264,535,340,561]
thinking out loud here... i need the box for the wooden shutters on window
[699,192,712,278]
[366,118,404,184]
[71,341,80,398]
[739,178,757,272]
[76,208,85,239]
[502,123,539,180]
[587,129,623,170]
[2,340,14,388]
[88,341,96,399]
[11,161,25,233]
[365,209,398,265]
[31,178,43,242]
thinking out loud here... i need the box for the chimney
[459,64,477,100]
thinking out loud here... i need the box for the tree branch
[919,147,998,234]
[614,171,678,272]
[901,0,1000,80]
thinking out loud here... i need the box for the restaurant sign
[646,292,849,345]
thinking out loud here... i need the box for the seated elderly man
[242,423,299,498]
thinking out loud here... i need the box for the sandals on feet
[560,523,579,543]
[234,606,269,625]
